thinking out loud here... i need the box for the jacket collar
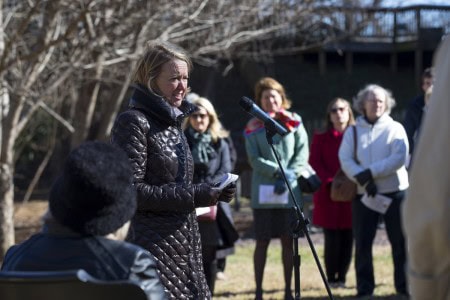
[129,84,197,126]
[330,127,344,138]
[43,218,85,237]
[356,113,392,127]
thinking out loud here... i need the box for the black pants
[217,258,226,272]
[352,191,407,296]
[323,228,353,283]
[202,245,217,295]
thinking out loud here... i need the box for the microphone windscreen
[239,96,254,111]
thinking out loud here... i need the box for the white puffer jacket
[338,114,409,194]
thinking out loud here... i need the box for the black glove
[218,182,237,203]
[194,183,221,207]
[365,180,378,197]
[355,169,373,186]
[273,178,287,195]
[275,169,296,182]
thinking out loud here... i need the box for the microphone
[239,96,288,136]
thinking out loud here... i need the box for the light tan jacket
[402,36,450,300]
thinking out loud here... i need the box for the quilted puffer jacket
[111,84,215,299]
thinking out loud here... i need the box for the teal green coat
[244,112,309,209]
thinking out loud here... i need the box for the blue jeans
[352,191,407,296]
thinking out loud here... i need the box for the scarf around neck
[244,109,301,136]
[188,127,216,165]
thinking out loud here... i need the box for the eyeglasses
[330,107,346,114]
[191,113,208,120]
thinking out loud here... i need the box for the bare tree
[0,0,381,255]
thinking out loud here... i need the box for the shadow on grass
[214,288,286,299]
[296,296,405,300]
[297,296,407,300]
[215,288,407,299]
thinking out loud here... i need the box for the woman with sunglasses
[183,96,239,296]
[309,98,355,288]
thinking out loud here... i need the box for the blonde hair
[254,77,292,109]
[183,96,229,142]
[133,41,192,95]
[353,84,396,115]
[325,97,355,130]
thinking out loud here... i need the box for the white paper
[361,193,392,214]
[195,207,211,216]
[258,184,289,204]
[216,173,239,190]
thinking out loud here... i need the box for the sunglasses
[191,113,208,120]
[330,107,346,113]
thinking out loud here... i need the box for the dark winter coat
[1,221,166,300]
[110,85,215,299]
[184,130,239,250]
[403,94,425,155]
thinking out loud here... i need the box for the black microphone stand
[265,128,334,300]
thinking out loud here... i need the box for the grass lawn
[214,240,402,299]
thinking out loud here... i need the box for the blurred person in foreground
[183,96,239,295]
[1,141,166,300]
[110,41,236,299]
[402,35,449,300]
[339,84,409,298]
[244,77,309,300]
[309,97,355,288]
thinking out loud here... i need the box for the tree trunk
[0,0,14,256]
[0,162,15,257]
[95,63,135,141]
[71,48,106,148]
[0,86,17,256]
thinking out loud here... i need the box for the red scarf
[244,109,301,136]
[275,110,301,131]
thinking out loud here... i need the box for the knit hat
[49,141,137,236]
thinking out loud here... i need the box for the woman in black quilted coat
[110,41,236,299]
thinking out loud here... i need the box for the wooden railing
[324,5,450,44]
